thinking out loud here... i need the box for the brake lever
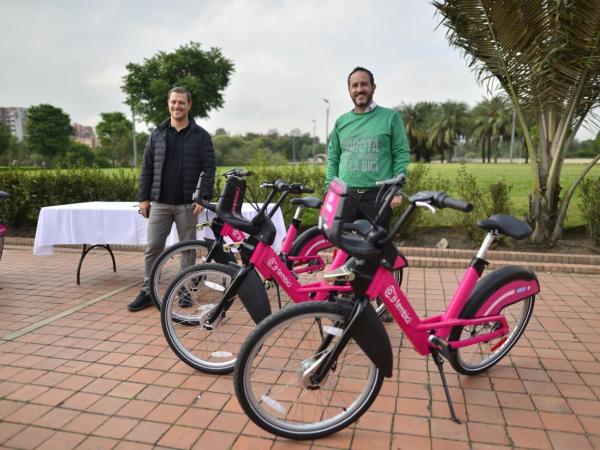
[415,201,436,214]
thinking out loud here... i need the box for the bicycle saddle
[477,214,532,240]
[290,196,322,209]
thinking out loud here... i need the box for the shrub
[0,167,137,228]
[580,176,600,249]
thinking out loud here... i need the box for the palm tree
[428,101,469,163]
[470,96,513,163]
[398,102,438,162]
[434,0,600,243]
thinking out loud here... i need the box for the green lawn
[412,162,600,228]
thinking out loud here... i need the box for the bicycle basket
[216,175,246,217]
[319,177,348,248]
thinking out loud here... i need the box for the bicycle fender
[236,267,272,324]
[464,266,540,318]
[337,299,394,378]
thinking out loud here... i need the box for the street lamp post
[323,98,330,148]
[311,119,316,157]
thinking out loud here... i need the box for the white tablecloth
[33,201,286,256]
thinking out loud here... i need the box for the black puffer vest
[137,118,216,203]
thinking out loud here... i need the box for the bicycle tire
[149,239,236,310]
[234,301,383,440]
[161,262,268,374]
[447,271,536,375]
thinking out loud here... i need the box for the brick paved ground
[0,244,599,449]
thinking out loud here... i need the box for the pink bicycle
[234,175,539,439]
[0,191,8,261]
[149,169,326,310]
[160,174,404,374]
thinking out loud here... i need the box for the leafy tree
[55,141,111,168]
[0,122,12,156]
[24,104,73,165]
[0,122,18,164]
[435,0,600,243]
[96,112,134,166]
[122,41,234,125]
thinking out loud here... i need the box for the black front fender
[337,298,394,378]
[235,266,272,324]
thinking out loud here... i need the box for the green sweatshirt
[325,106,409,188]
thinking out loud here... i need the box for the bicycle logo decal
[384,284,412,324]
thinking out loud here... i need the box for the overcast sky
[1,0,594,142]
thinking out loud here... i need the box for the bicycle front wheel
[448,293,535,375]
[234,301,383,440]
[161,263,256,374]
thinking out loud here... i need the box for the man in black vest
[128,86,216,311]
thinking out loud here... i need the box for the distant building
[72,123,97,149]
[0,107,27,141]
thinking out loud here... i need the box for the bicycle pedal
[222,242,241,252]
[323,265,355,283]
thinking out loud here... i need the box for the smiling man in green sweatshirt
[325,66,410,229]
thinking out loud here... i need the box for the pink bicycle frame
[366,266,539,355]
[249,241,352,301]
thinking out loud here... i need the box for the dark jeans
[342,189,392,230]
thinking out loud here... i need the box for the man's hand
[139,200,151,218]
[193,203,205,215]
[390,195,403,209]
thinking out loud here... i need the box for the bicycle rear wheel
[448,294,535,375]
[150,239,236,310]
[161,263,257,374]
[234,301,383,440]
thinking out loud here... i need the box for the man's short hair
[168,86,192,103]
[347,67,375,86]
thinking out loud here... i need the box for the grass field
[98,162,599,227]
[412,162,600,228]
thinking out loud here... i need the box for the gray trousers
[142,202,197,292]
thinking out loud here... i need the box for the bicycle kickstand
[431,349,462,424]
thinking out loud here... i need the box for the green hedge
[0,167,137,228]
[0,164,517,243]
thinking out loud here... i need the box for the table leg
[77,244,117,284]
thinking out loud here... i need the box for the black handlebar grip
[274,180,290,192]
[441,194,473,212]
[302,186,315,193]
[235,168,252,177]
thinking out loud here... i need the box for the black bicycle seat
[477,214,532,240]
[338,231,381,259]
[343,219,372,236]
